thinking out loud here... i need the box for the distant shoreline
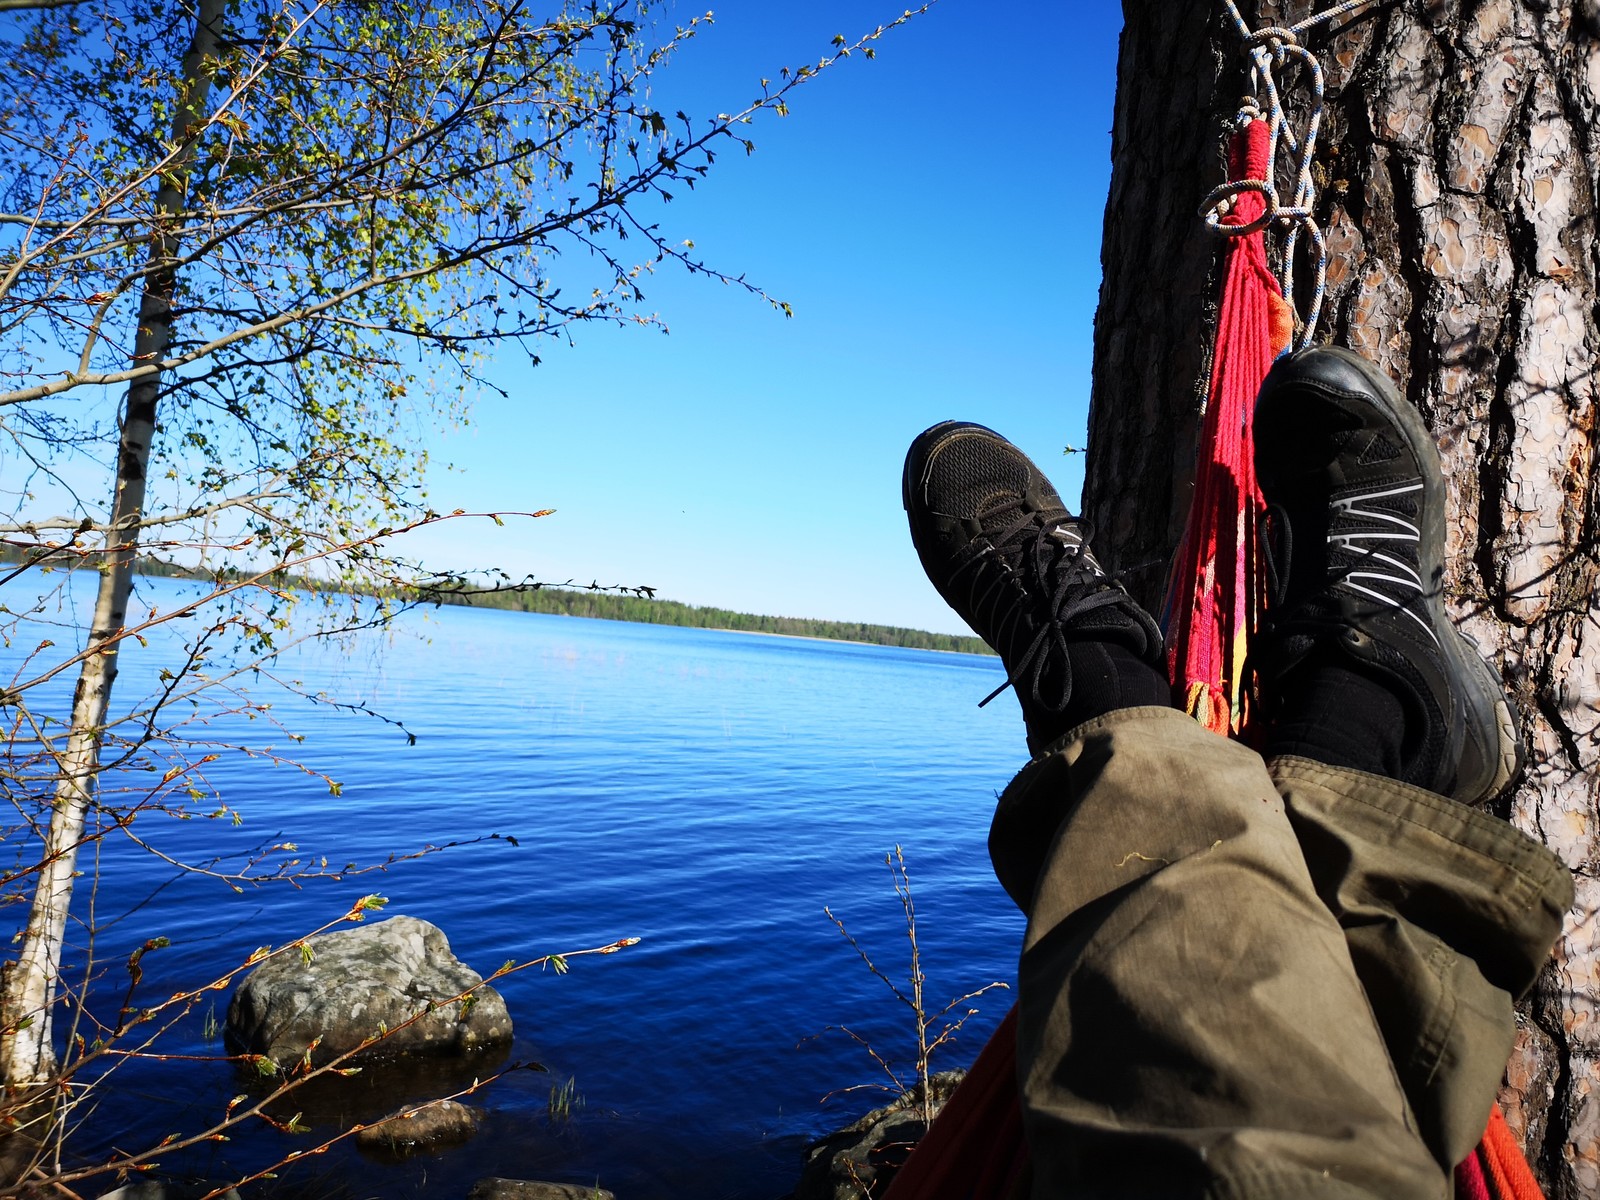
[450,583,996,657]
[698,624,991,655]
[2,548,994,658]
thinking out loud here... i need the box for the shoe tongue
[1073,602,1158,660]
[1047,522,1105,574]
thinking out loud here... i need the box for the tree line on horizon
[445,581,995,655]
[0,545,992,656]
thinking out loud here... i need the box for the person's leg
[904,423,1444,1198]
[989,707,1448,1199]
[1251,348,1572,1166]
[1266,757,1569,1166]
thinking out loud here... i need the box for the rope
[1199,0,1381,350]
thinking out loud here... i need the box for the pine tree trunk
[1090,1,1600,1194]
[0,0,223,1091]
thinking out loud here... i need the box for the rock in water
[791,1071,966,1200]
[468,1182,617,1200]
[354,1098,480,1157]
[225,915,512,1067]
[97,1185,241,1200]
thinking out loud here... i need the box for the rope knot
[1232,102,1264,130]
[1244,24,1299,51]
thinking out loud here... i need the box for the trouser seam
[1409,939,1457,1090]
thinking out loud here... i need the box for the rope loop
[1199,179,1277,237]
[1211,0,1383,350]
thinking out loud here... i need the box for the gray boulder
[468,1182,616,1200]
[226,915,512,1068]
[355,1098,480,1157]
[792,1071,966,1200]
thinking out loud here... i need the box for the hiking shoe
[1253,347,1523,804]
[902,421,1166,748]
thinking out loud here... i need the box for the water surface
[6,579,1029,1199]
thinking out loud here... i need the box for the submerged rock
[355,1098,480,1157]
[468,1181,617,1200]
[791,1071,966,1200]
[96,1183,241,1200]
[254,1038,517,1132]
[225,915,512,1068]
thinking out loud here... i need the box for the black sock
[1022,641,1173,755]
[1265,656,1410,780]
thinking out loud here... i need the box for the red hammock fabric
[882,118,1542,1200]
[1162,118,1286,740]
[880,1007,1027,1200]
[1478,1103,1548,1200]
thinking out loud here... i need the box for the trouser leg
[1268,756,1572,1168]
[988,706,1446,1200]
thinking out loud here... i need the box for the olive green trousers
[987,706,1572,1200]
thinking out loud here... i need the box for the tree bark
[1,0,223,1089]
[1090,1,1599,1194]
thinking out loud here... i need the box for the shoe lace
[1259,497,1433,646]
[953,500,1129,713]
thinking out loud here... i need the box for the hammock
[881,116,1543,1200]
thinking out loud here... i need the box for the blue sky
[406,2,1125,637]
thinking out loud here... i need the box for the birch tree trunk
[1088,1,1600,1194]
[0,0,223,1088]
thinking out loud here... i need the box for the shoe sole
[1292,349,1524,805]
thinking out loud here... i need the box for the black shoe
[902,421,1166,749]
[1253,347,1523,804]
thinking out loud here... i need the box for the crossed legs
[989,708,1568,1199]
[901,348,1573,1198]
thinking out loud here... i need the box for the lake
[3,577,1028,1200]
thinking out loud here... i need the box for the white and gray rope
[1200,0,1382,350]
